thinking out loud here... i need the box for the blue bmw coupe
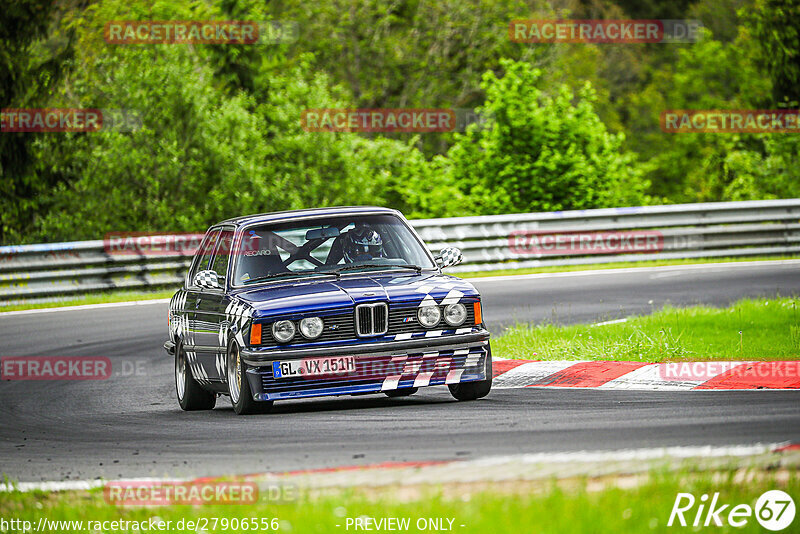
[164,207,492,414]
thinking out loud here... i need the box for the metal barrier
[1,199,799,303]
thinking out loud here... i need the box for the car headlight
[299,317,324,339]
[272,320,296,343]
[417,305,441,328]
[444,303,467,326]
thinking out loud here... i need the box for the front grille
[355,303,389,337]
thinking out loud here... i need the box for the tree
[746,0,800,106]
[438,59,649,215]
[0,0,73,243]
[18,0,439,242]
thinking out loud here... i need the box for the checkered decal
[438,247,463,268]
[215,352,227,383]
[168,290,253,383]
[391,327,472,341]
[384,275,477,339]
[185,350,210,385]
[168,290,191,346]
[194,269,220,289]
[224,299,254,348]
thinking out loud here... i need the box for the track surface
[1,261,798,482]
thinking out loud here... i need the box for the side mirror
[434,247,463,269]
[193,269,221,290]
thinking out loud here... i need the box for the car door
[183,228,220,382]
[194,227,234,382]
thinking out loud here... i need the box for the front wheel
[228,342,273,415]
[448,351,492,401]
[175,342,216,411]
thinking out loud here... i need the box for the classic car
[164,206,492,414]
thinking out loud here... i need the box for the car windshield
[232,214,436,285]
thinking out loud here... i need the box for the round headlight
[299,317,324,339]
[444,303,467,326]
[417,305,441,328]
[272,320,296,343]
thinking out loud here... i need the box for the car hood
[231,272,479,319]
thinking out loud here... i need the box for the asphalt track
[1,261,798,482]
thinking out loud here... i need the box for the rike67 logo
[668,490,795,530]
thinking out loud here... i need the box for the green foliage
[271,0,547,110]
[745,0,800,106]
[720,135,800,201]
[439,59,649,214]
[626,25,773,201]
[0,0,73,244]
[2,0,798,244]
[626,8,799,204]
[20,0,432,241]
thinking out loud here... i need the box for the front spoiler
[241,329,490,367]
[251,372,487,401]
[246,340,492,401]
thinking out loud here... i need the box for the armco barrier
[1,199,799,303]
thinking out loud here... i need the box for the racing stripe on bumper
[413,372,434,387]
[381,355,408,391]
[445,369,464,384]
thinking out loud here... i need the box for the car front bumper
[241,330,491,401]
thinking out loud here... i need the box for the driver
[342,225,385,263]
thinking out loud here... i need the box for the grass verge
[0,469,795,533]
[0,290,175,313]
[456,255,799,278]
[492,296,800,361]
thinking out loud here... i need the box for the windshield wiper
[332,264,422,275]
[242,271,336,285]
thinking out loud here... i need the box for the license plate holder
[272,356,356,379]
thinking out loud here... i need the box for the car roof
[216,206,401,228]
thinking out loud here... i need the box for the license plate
[272,356,356,379]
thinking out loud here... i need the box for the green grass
[0,470,795,533]
[456,255,799,278]
[0,289,175,313]
[492,297,800,362]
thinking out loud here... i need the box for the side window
[187,229,221,286]
[210,229,234,286]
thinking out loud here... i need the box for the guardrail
[1,199,799,303]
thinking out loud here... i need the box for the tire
[175,342,216,411]
[228,342,273,415]
[448,350,492,401]
[384,387,418,398]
